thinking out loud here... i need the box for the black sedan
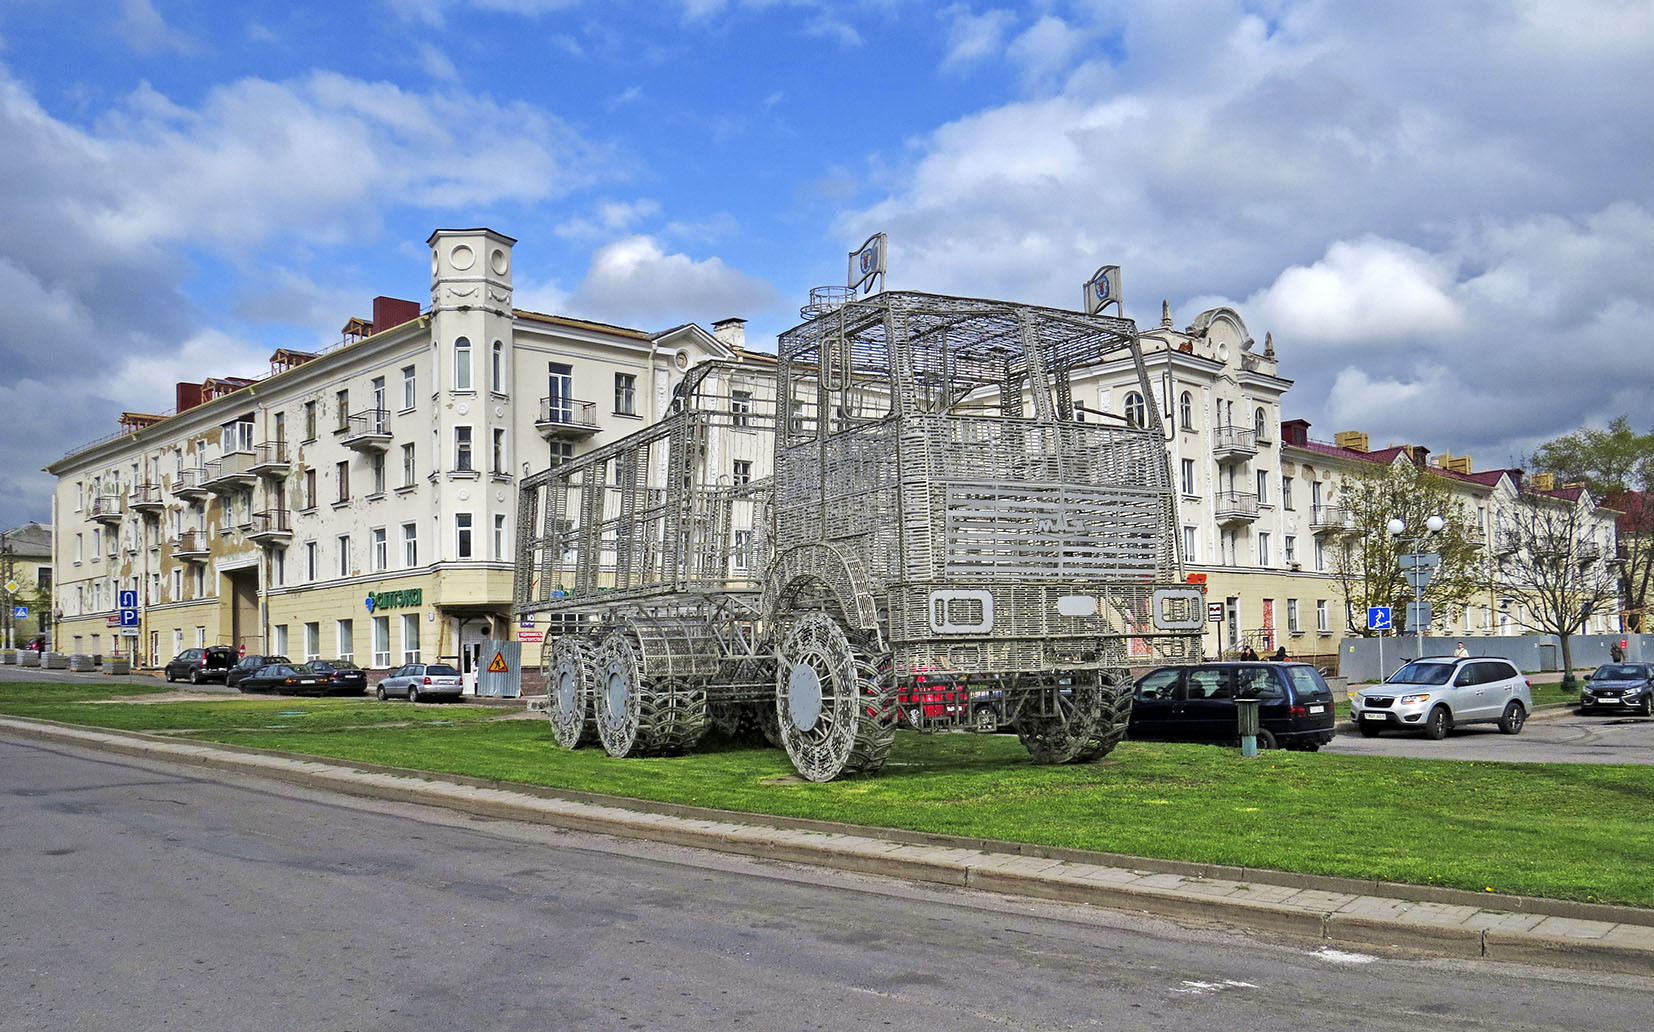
[236,663,329,695]
[228,654,292,691]
[305,659,367,695]
[1581,663,1654,715]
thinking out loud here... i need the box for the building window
[402,613,420,664]
[615,373,637,416]
[492,428,506,474]
[454,427,473,472]
[273,624,288,656]
[549,441,573,467]
[1284,536,1298,564]
[75,533,83,563]
[1180,459,1195,496]
[303,401,317,441]
[401,365,416,410]
[1282,475,1294,510]
[305,541,318,582]
[1287,599,1301,634]
[1258,531,1271,566]
[1314,539,1326,572]
[337,619,354,662]
[372,615,390,667]
[304,622,320,661]
[1123,391,1146,428]
[372,528,387,571]
[1316,600,1330,633]
[731,390,751,428]
[171,568,182,600]
[1256,469,1268,504]
[494,514,506,558]
[1183,526,1196,562]
[454,336,472,391]
[370,453,386,495]
[335,389,350,431]
[272,548,285,587]
[733,460,752,486]
[194,566,206,597]
[400,442,416,487]
[733,529,754,570]
[337,534,351,577]
[402,523,418,567]
[1255,406,1268,442]
[335,461,350,503]
[1179,391,1193,429]
[491,340,504,393]
[195,626,206,648]
[456,513,473,559]
[303,469,317,509]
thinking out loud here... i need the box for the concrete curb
[4,716,1651,976]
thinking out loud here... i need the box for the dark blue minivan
[1130,662,1337,751]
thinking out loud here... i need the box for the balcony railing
[535,396,599,438]
[170,529,210,560]
[1212,425,1258,460]
[1214,490,1260,522]
[128,483,165,513]
[1309,504,1352,533]
[341,408,392,452]
[247,509,293,545]
[89,494,125,524]
[173,467,210,499]
[250,441,291,476]
[202,451,257,492]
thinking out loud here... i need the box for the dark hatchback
[164,646,237,685]
[305,659,367,695]
[1130,662,1338,751]
[1581,663,1654,715]
[228,654,292,691]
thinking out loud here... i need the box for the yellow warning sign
[486,651,509,674]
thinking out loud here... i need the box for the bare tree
[1496,490,1620,687]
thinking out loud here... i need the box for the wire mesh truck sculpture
[514,287,1204,781]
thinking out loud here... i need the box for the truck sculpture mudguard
[515,288,1201,781]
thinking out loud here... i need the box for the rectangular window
[1183,526,1197,562]
[335,389,350,431]
[402,523,418,567]
[75,533,83,563]
[402,613,421,664]
[336,619,354,662]
[733,460,752,486]
[303,469,317,509]
[303,401,317,441]
[1316,600,1330,633]
[372,615,390,667]
[456,513,473,559]
[305,541,318,581]
[1256,469,1268,504]
[549,441,573,467]
[1287,599,1301,634]
[400,442,416,487]
[614,373,636,416]
[272,548,285,587]
[304,622,320,662]
[1282,476,1295,510]
[1258,531,1271,566]
[372,528,387,572]
[402,365,416,410]
[454,427,473,472]
[731,389,751,427]
[193,566,205,597]
[492,428,506,474]
[171,568,182,600]
[1180,459,1196,496]
[1284,535,1297,563]
[494,514,506,558]
[196,626,206,648]
[337,534,352,577]
[91,528,101,561]
[273,624,288,656]
[335,460,350,502]
[1314,538,1326,572]
[733,529,754,570]
[369,453,385,495]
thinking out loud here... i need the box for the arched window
[491,340,504,393]
[1179,391,1193,429]
[454,337,472,392]
[1254,406,1267,440]
[1124,391,1146,428]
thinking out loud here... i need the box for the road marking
[1170,979,1257,995]
[1310,947,1377,964]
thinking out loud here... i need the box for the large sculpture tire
[542,635,598,749]
[1014,670,1132,764]
[639,677,710,755]
[775,612,896,782]
[708,701,766,743]
[593,631,709,757]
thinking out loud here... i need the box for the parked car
[237,663,329,695]
[1351,656,1531,739]
[377,663,463,702]
[1580,663,1654,715]
[163,646,237,685]
[227,654,292,692]
[305,659,367,696]
[1129,662,1337,750]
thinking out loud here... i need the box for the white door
[458,623,489,695]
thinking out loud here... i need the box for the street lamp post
[1389,514,1446,656]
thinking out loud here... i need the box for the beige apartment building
[45,228,772,684]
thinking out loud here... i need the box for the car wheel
[164,669,175,683]
[236,682,252,694]
[408,686,421,704]
[1423,705,1450,740]
[190,669,202,685]
[1358,722,1383,738]
[376,685,387,702]
[1498,701,1526,735]
[1641,696,1652,717]
[1256,728,1278,750]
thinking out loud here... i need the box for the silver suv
[1353,656,1531,739]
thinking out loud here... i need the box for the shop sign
[365,588,424,612]
[517,629,544,644]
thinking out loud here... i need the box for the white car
[1353,656,1531,739]
[376,663,464,703]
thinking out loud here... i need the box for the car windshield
[1594,664,1648,680]
[1386,661,1455,686]
[425,664,460,676]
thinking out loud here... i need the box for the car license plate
[1308,705,1325,714]
[1361,712,1386,721]
[1599,694,1619,700]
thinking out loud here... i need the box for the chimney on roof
[712,317,747,350]
[1281,418,1310,447]
[176,381,205,413]
[1334,430,1370,453]
[1531,472,1555,491]
[1408,445,1431,466]
[373,296,421,332]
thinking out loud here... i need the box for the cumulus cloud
[116,0,194,55]
[567,236,778,327]
[1244,238,1463,345]
[941,6,1017,72]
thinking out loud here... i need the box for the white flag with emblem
[848,233,887,293]
[1084,265,1121,315]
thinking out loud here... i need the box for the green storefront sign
[366,588,423,611]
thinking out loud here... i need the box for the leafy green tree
[1331,461,1485,635]
[1533,418,1654,631]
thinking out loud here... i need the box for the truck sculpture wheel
[1011,670,1132,764]
[776,612,896,781]
[591,629,709,757]
[542,635,596,748]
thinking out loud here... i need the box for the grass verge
[4,682,1650,907]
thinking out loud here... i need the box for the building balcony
[249,441,291,478]
[247,509,293,546]
[1212,426,1259,461]
[535,397,599,439]
[170,530,211,562]
[173,467,210,501]
[128,483,166,514]
[89,495,125,525]
[202,451,257,493]
[1214,490,1260,524]
[339,408,392,452]
[1310,504,1354,535]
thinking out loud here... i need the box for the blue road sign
[12,606,27,619]
[119,608,139,627]
[118,589,138,609]
[1367,606,1393,631]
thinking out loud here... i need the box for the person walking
[1610,640,1625,662]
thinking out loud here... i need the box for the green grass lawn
[4,681,1649,907]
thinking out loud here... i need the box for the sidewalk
[5,715,1650,976]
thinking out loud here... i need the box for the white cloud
[116,0,194,55]
[568,236,778,327]
[941,6,1016,72]
[1244,238,1463,345]
[415,43,460,82]
[1006,14,1087,87]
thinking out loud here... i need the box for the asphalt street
[1324,709,1654,764]
[3,736,1650,1032]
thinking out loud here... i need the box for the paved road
[1326,709,1654,764]
[4,738,1650,1032]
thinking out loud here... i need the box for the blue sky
[3,0,1653,527]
